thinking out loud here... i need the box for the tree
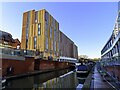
[78,55,88,59]
[92,58,100,62]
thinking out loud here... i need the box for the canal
[3,69,87,89]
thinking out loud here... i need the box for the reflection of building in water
[35,71,78,88]
[0,30,20,49]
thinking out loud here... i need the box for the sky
[1,2,118,58]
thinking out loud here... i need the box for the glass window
[45,11,49,23]
[26,39,28,49]
[54,29,57,41]
[34,36,37,49]
[38,23,41,36]
[58,42,59,52]
[35,11,38,23]
[50,27,52,38]
[45,23,48,37]
[26,11,30,49]
[46,37,48,50]
[54,41,56,52]
[52,19,55,28]
[54,20,56,28]
[51,40,53,50]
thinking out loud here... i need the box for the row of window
[101,15,120,55]
[34,36,58,50]
[101,36,113,54]
[26,11,59,52]
[102,39,120,58]
[45,38,57,52]
[26,11,30,49]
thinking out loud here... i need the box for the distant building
[21,9,78,60]
[0,30,20,49]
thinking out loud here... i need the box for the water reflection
[4,69,81,89]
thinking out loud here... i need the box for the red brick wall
[38,59,70,71]
[2,57,34,77]
[56,62,69,69]
[39,60,56,71]
[1,57,71,77]
[25,57,34,72]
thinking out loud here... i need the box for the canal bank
[3,62,96,89]
[81,64,117,90]
[1,54,75,80]
[6,67,75,80]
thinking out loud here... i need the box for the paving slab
[93,66,116,89]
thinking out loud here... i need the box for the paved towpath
[93,66,116,90]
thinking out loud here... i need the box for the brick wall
[2,57,34,77]
[35,59,70,71]
[1,56,71,77]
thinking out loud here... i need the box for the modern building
[21,9,78,60]
[0,30,20,49]
[21,9,60,60]
[101,11,120,59]
[101,6,120,87]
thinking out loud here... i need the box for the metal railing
[99,57,120,89]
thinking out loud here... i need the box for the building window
[46,37,48,50]
[52,40,54,50]
[34,36,37,49]
[45,22,48,37]
[35,11,38,23]
[45,11,49,22]
[26,39,28,49]
[58,42,59,52]
[51,19,55,28]
[26,11,30,49]
[54,20,56,28]
[51,40,53,50]
[50,27,52,38]
[54,29,57,41]
[118,41,120,53]
[54,41,56,52]
[116,45,118,53]
[38,23,41,36]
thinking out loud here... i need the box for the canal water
[4,69,86,89]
